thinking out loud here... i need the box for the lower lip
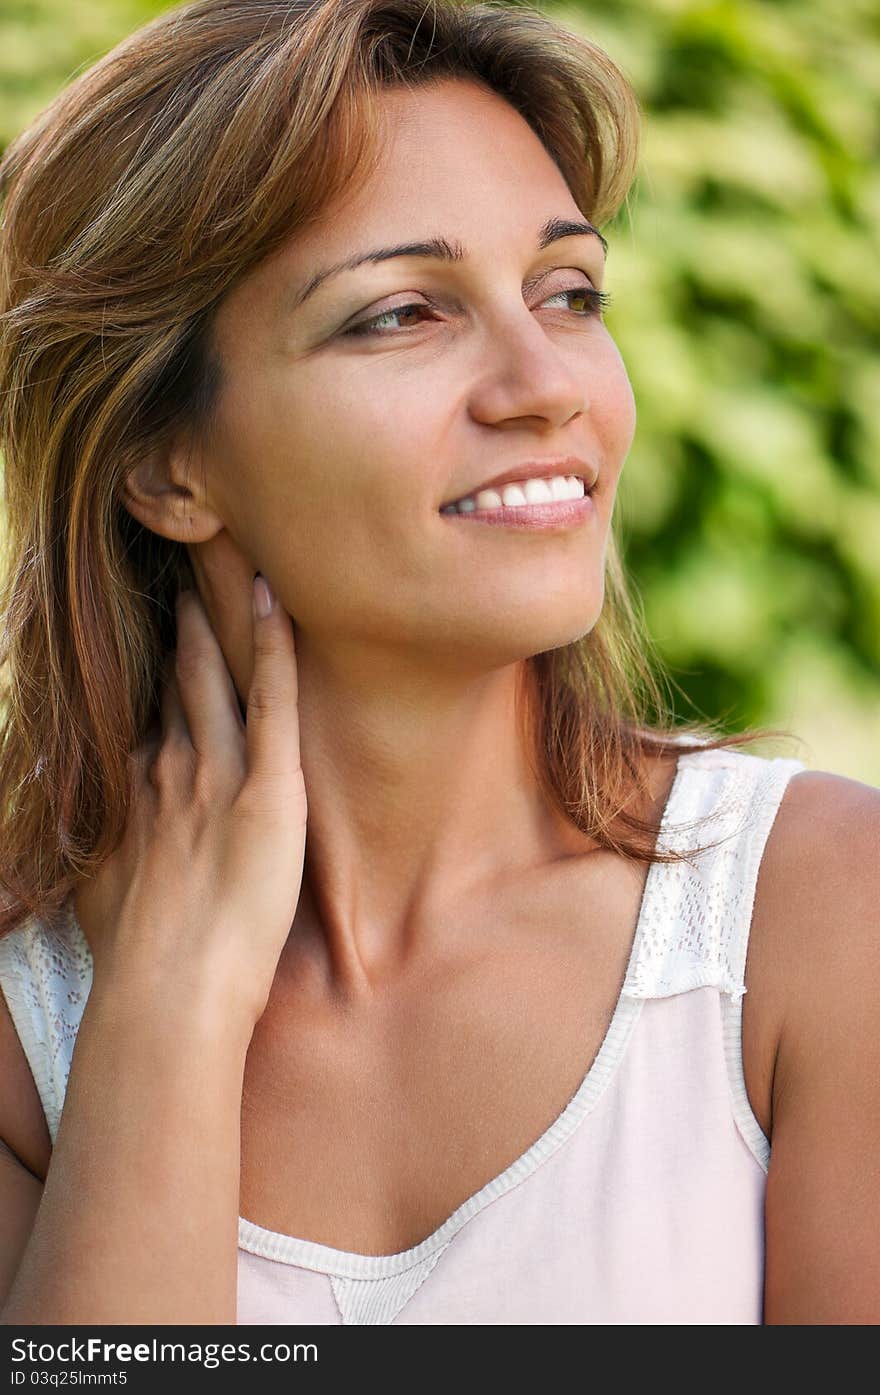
[438,492,595,530]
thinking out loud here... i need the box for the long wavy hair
[0,0,800,936]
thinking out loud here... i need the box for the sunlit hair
[0,0,800,934]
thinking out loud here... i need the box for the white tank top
[0,745,806,1324]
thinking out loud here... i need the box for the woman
[0,0,877,1326]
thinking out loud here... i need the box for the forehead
[218,77,589,330]
[308,77,578,238]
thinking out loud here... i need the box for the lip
[440,456,598,509]
[439,491,595,531]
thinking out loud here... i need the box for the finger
[244,573,301,789]
[125,734,160,807]
[120,724,164,837]
[174,589,247,769]
[148,648,194,796]
[160,645,191,747]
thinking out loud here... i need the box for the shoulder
[764,762,880,870]
[749,765,880,1322]
[749,764,880,1089]
[753,765,879,1006]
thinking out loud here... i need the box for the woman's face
[199,76,636,672]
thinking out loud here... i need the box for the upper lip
[441,457,598,507]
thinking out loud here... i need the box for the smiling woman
[0,0,877,1330]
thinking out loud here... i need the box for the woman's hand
[76,573,307,1038]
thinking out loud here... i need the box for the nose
[467,301,590,432]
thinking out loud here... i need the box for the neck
[279,634,592,996]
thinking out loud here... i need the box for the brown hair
[0,0,801,936]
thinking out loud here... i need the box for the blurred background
[1,0,878,781]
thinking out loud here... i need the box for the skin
[4,75,878,1319]
[121,75,637,991]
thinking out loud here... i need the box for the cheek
[286,372,415,481]
[282,378,448,532]
[591,347,636,464]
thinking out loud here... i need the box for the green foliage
[559,0,880,776]
[0,0,877,776]
[0,1,163,138]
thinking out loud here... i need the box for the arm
[1,577,305,1324]
[0,972,252,1325]
[0,1140,43,1308]
[762,770,880,1324]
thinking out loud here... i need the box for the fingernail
[253,572,274,619]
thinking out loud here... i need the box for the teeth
[442,473,585,514]
[474,488,503,509]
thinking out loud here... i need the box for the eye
[343,282,614,338]
[344,301,438,337]
[541,286,613,318]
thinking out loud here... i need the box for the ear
[120,436,224,544]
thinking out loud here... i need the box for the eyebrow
[288,216,608,312]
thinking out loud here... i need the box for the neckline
[62,747,700,1277]
[233,747,693,1279]
[64,749,693,1281]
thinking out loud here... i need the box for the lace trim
[622,750,807,1001]
[0,901,93,1144]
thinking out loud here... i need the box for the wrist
[88,950,259,1056]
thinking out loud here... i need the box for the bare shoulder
[762,763,880,887]
[748,766,880,1322]
[749,766,880,1019]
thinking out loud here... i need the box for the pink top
[0,745,807,1324]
